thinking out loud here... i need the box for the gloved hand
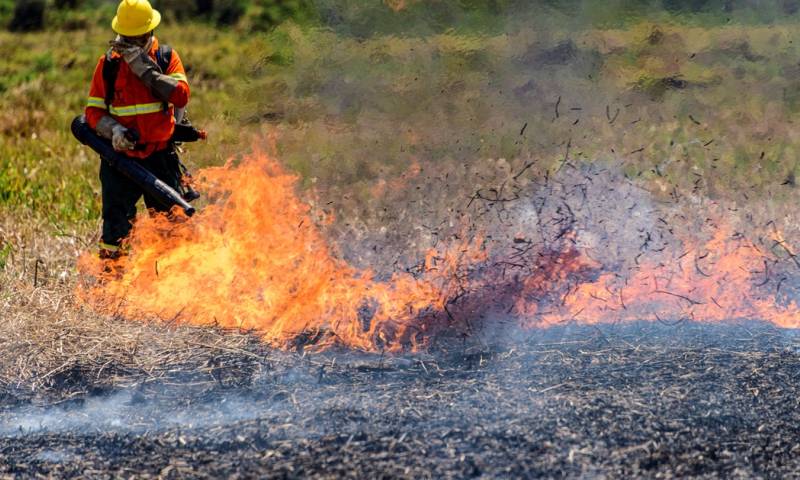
[118,44,144,64]
[111,124,135,151]
[127,53,157,79]
[109,35,153,63]
[110,37,143,62]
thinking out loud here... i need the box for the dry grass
[0,214,277,405]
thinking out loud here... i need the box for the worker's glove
[126,52,179,103]
[109,35,153,63]
[111,124,135,151]
[110,37,142,63]
[96,115,135,151]
[118,44,144,64]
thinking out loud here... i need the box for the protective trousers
[99,146,182,247]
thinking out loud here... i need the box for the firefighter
[85,0,190,258]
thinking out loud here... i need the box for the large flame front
[78,149,483,351]
[78,149,800,351]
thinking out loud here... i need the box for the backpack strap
[155,44,172,73]
[101,52,120,111]
[155,44,173,113]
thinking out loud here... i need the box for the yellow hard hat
[111,0,161,37]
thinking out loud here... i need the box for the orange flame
[78,148,800,351]
[78,149,484,351]
[525,226,800,328]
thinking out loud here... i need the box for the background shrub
[8,0,45,31]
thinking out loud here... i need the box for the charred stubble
[2,322,800,479]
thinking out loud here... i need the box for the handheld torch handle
[124,128,140,145]
[125,129,147,151]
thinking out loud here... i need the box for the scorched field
[4,1,800,478]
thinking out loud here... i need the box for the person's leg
[99,157,142,256]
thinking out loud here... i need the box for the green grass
[241,22,800,204]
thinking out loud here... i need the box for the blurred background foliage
[5,0,800,33]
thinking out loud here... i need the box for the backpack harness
[102,44,173,114]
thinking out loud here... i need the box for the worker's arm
[122,46,189,106]
[85,56,111,132]
[165,49,190,108]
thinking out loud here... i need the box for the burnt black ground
[2,321,800,479]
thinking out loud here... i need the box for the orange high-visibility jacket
[85,37,190,159]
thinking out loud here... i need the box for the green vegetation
[0,24,258,228]
[2,1,800,243]
[239,20,800,208]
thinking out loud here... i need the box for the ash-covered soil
[2,322,800,479]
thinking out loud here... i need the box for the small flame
[525,226,800,328]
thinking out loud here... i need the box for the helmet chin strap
[142,33,154,52]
